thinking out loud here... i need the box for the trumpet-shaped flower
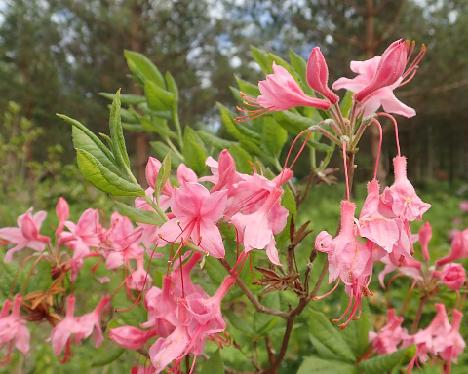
[239,62,331,120]
[231,187,288,265]
[0,208,50,263]
[381,156,431,221]
[0,295,30,361]
[436,229,468,266]
[50,295,110,361]
[333,40,422,118]
[369,309,409,354]
[418,221,432,261]
[157,183,227,258]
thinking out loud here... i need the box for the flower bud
[435,263,466,290]
[306,47,339,104]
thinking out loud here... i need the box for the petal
[157,218,191,246]
[266,236,281,265]
[200,190,227,221]
[149,326,189,374]
[197,221,225,258]
[380,91,415,118]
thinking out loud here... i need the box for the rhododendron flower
[459,201,468,213]
[439,310,465,373]
[418,221,432,261]
[201,149,244,192]
[225,168,293,218]
[231,187,288,265]
[136,157,174,212]
[369,309,409,354]
[0,295,30,361]
[407,304,465,372]
[55,197,70,237]
[358,179,400,253]
[101,212,143,270]
[157,183,227,258]
[378,255,422,287]
[50,295,110,361]
[333,40,426,118]
[306,47,338,103]
[433,263,466,290]
[239,62,331,120]
[0,208,49,263]
[112,252,235,373]
[381,156,430,221]
[109,326,158,350]
[436,229,468,266]
[59,208,101,279]
[126,256,153,291]
[315,201,374,325]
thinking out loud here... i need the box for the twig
[411,294,428,333]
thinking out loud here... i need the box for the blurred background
[0,0,467,213]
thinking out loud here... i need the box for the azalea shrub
[0,40,467,373]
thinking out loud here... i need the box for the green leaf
[91,348,125,367]
[144,80,176,111]
[124,50,165,88]
[155,152,171,202]
[140,116,174,138]
[217,103,261,154]
[340,299,371,357]
[100,92,146,105]
[150,141,183,164]
[308,309,355,362]
[76,149,143,196]
[120,107,139,124]
[198,350,224,374]
[109,90,131,169]
[235,76,259,96]
[59,114,116,168]
[262,118,288,157]
[165,71,178,102]
[182,127,207,174]
[114,201,163,225]
[289,50,307,86]
[197,130,236,149]
[228,145,252,173]
[297,356,357,374]
[282,186,296,216]
[358,346,415,374]
[251,46,271,73]
[340,91,353,117]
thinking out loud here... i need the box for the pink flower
[378,254,422,288]
[358,179,400,253]
[354,40,409,102]
[231,187,288,265]
[439,310,465,372]
[0,295,30,361]
[369,309,409,354]
[418,221,432,261]
[436,229,468,266]
[201,149,244,192]
[157,183,227,258]
[101,212,143,270]
[109,326,158,350]
[126,256,153,291]
[115,252,235,373]
[59,208,101,280]
[55,197,70,237]
[306,47,338,103]
[315,201,375,326]
[50,295,110,361]
[239,62,331,120]
[0,208,50,263]
[434,263,466,290]
[136,157,174,212]
[381,156,431,221]
[459,201,468,213]
[332,39,425,118]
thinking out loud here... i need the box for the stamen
[376,112,401,156]
[369,119,383,179]
[342,141,351,201]
[312,280,340,300]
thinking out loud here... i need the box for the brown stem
[411,294,428,333]
[218,259,288,318]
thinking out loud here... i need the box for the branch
[218,258,289,319]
